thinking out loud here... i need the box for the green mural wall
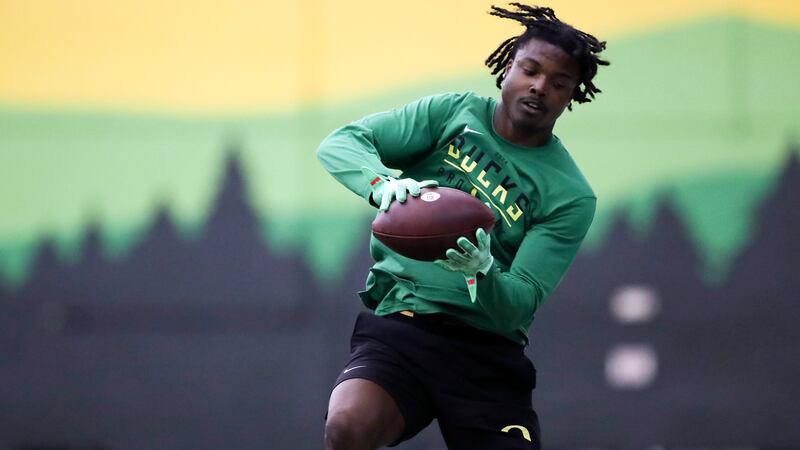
[1,17,799,286]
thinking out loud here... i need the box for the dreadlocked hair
[485,3,609,108]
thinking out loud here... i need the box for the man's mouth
[520,98,546,114]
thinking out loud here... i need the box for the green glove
[361,167,438,212]
[434,228,494,303]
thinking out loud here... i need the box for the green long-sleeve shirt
[317,92,596,345]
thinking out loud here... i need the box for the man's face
[500,38,580,133]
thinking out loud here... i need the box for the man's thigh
[328,313,436,446]
[326,378,406,447]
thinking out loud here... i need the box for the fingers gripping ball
[361,166,438,211]
[371,187,496,261]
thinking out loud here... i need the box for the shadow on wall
[0,148,799,449]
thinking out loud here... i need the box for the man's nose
[529,74,546,95]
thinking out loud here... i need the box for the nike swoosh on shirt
[464,125,483,135]
[342,365,367,374]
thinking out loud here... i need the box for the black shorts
[334,312,540,449]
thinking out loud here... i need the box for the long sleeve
[316,93,462,202]
[316,90,595,344]
[476,196,597,331]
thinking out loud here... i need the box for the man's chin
[512,117,548,133]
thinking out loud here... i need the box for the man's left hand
[434,228,494,303]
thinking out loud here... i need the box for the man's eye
[523,69,535,76]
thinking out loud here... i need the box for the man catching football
[317,3,608,449]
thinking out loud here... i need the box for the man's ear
[503,60,513,77]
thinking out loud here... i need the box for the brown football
[371,187,496,261]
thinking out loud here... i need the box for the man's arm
[475,196,597,331]
[316,93,464,202]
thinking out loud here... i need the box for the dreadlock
[485,3,609,108]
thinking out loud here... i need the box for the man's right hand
[361,167,438,212]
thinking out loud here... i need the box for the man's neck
[493,103,552,148]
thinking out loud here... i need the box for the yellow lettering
[492,185,508,204]
[476,170,491,188]
[448,144,460,159]
[470,187,478,197]
[460,156,477,173]
[506,203,523,221]
[501,425,531,442]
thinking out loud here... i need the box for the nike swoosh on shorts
[342,365,367,374]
